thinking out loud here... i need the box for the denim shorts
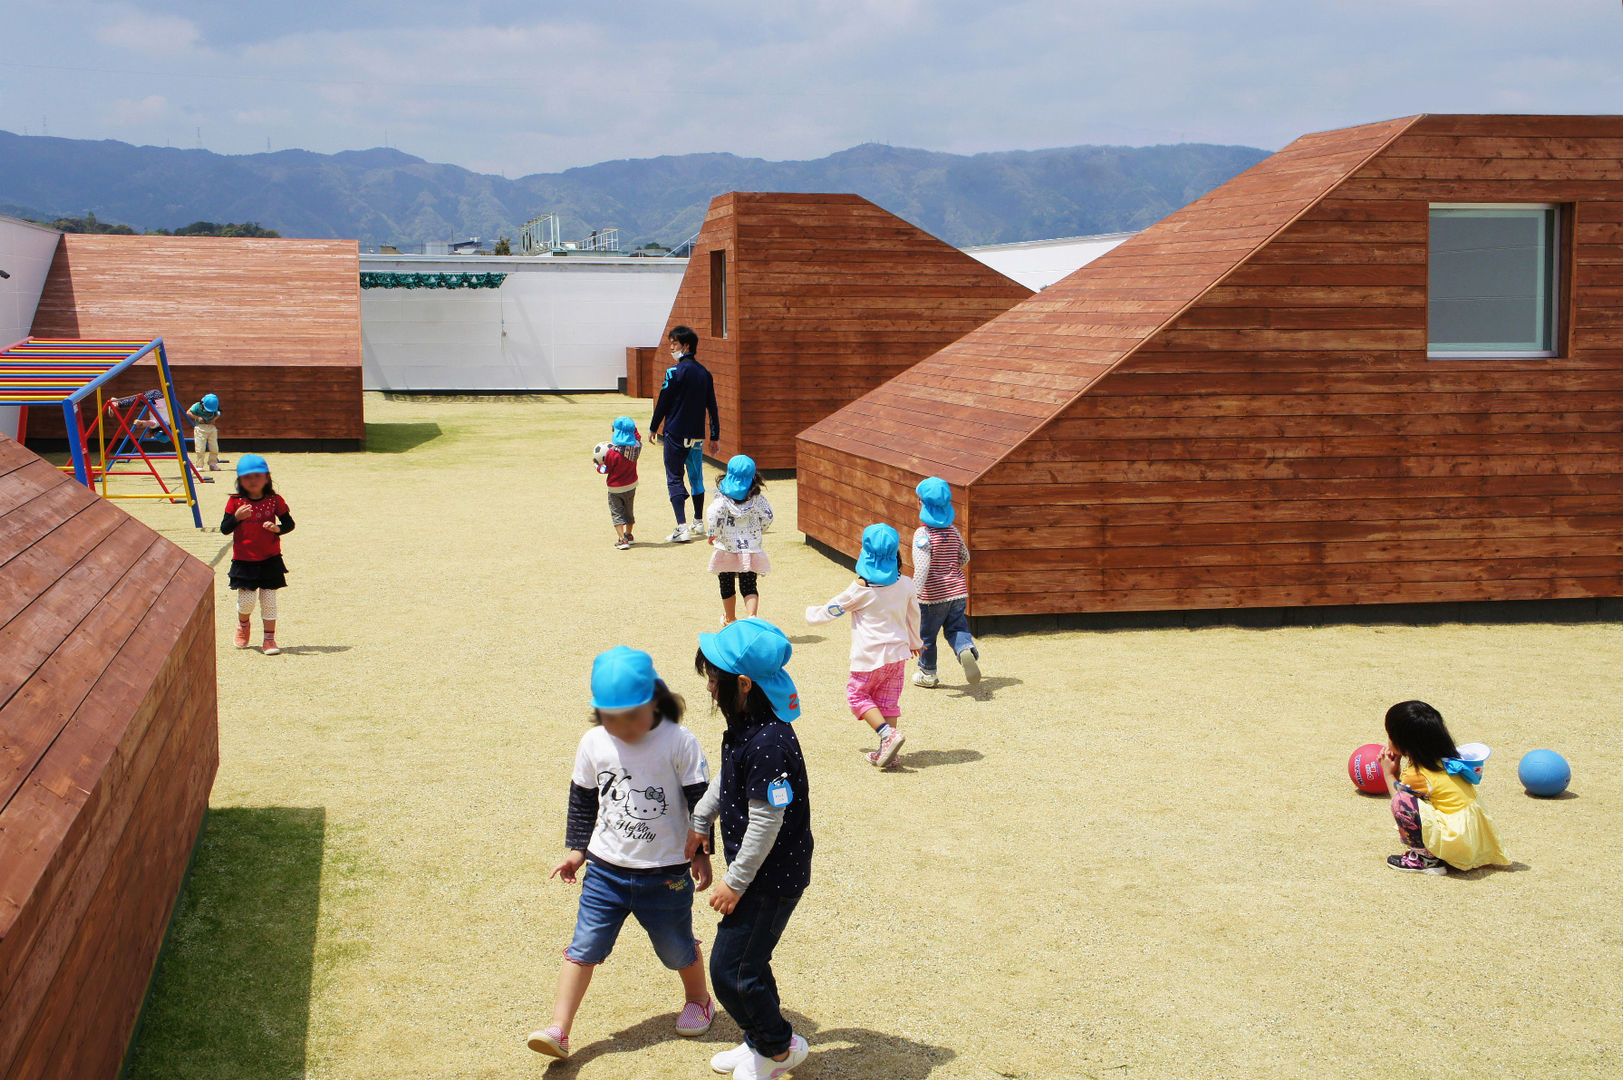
[565,860,699,969]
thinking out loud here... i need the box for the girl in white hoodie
[706,455,774,626]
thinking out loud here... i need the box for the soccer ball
[593,442,610,466]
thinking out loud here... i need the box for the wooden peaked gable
[797,116,1422,486]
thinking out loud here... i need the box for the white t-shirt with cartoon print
[572,721,709,870]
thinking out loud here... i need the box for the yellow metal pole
[96,387,107,497]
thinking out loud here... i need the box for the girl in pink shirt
[806,523,922,770]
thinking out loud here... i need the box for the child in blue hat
[705,455,774,626]
[221,453,294,655]
[187,392,223,472]
[529,646,717,1060]
[911,477,980,687]
[806,523,922,770]
[686,620,813,1079]
[595,416,643,549]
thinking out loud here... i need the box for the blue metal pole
[63,399,90,485]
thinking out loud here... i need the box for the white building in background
[0,215,62,439]
[360,254,686,392]
[960,231,1137,290]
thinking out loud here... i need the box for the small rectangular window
[1428,204,1559,357]
[710,250,727,338]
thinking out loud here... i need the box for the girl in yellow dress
[1379,700,1509,874]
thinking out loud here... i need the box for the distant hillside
[0,131,1271,248]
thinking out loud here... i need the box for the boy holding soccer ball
[596,416,642,549]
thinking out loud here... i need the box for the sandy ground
[117,393,1622,1080]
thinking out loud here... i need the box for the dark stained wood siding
[27,235,363,444]
[0,434,218,1080]
[802,115,1623,615]
[661,193,1030,469]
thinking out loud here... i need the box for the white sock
[876,722,893,741]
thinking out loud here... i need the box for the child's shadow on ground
[787,634,825,645]
[1453,861,1533,879]
[885,748,984,773]
[944,675,1021,702]
[277,645,352,656]
[551,1013,955,1079]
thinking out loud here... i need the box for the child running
[806,524,922,770]
[706,455,773,626]
[1379,700,1509,874]
[529,646,717,1060]
[597,416,643,549]
[910,477,981,688]
[687,619,813,1079]
[221,453,293,656]
[187,392,223,473]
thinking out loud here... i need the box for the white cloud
[93,8,201,52]
[110,94,168,123]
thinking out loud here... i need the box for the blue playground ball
[1517,749,1571,798]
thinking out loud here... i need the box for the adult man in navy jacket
[649,325,721,543]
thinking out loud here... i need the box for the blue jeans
[565,861,699,969]
[710,889,801,1057]
[919,598,975,675]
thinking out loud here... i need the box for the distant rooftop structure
[519,214,620,254]
[960,230,1138,290]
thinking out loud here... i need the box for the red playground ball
[1348,743,1389,794]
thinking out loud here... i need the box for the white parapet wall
[960,231,1137,291]
[361,254,687,392]
[0,216,62,439]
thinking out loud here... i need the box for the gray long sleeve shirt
[689,773,783,893]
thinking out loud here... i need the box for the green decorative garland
[360,272,507,290]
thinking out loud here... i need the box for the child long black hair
[695,648,776,728]
[715,472,764,501]
[234,475,276,498]
[1384,700,1459,771]
[589,679,684,727]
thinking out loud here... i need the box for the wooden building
[798,115,1623,616]
[0,432,217,1078]
[646,193,1031,469]
[27,235,363,447]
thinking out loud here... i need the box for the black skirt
[228,556,288,591]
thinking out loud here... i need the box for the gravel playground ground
[114,393,1622,1080]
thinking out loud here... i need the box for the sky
[2,0,1620,177]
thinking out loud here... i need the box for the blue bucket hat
[916,476,955,528]
[855,523,900,586]
[235,453,268,477]
[202,393,220,412]
[590,645,659,712]
[611,416,639,448]
[697,619,800,722]
[718,455,756,501]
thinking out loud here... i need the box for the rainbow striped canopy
[0,338,162,405]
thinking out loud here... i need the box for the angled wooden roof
[797,115,1422,485]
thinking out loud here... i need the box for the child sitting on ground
[528,647,716,1060]
[687,619,813,1080]
[596,416,642,549]
[187,393,223,473]
[806,524,922,770]
[1379,700,1509,874]
[706,455,773,626]
[910,477,980,688]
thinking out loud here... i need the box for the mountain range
[0,130,1271,249]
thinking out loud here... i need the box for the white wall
[361,254,687,391]
[0,216,61,439]
[960,231,1137,291]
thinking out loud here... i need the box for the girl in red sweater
[221,454,294,654]
[596,417,642,550]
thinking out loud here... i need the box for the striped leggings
[237,588,280,620]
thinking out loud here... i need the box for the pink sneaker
[262,634,281,656]
[870,728,906,769]
[527,1025,569,1058]
[233,622,250,649]
[676,996,715,1036]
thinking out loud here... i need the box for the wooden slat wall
[969,114,1623,615]
[663,193,1030,469]
[0,434,218,1079]
[654,196,740,450]
[28,235,363,444]
[624,347,659,398]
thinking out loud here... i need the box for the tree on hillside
[151,221,282,237]
[44,211,136,234]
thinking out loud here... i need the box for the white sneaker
[669,524,692,543]
[712,1043,752,1074]
[692,521,706,536]
[734,1035,808,1079]
[958,648,981,685]
[913,670,938,688]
